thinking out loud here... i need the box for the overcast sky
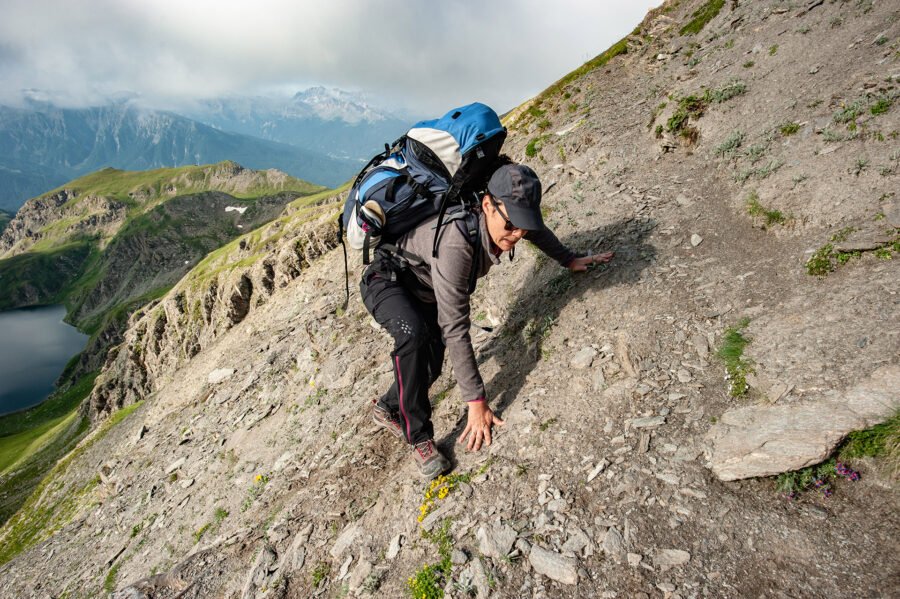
[0,0,661,115]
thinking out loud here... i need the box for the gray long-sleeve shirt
[395,212,577,402]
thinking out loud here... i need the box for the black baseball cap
[487,164,544,231]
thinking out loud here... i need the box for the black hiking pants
[360,255,445,445]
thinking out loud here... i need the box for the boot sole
[418,456,451,480]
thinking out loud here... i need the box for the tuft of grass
[746,191,788,227]
[680,0,726,36]
[807,244,835,276]
[742,60,755,68]
[779,122,801,136]
[716,318,753,397]
[525,136,549,158]
[870,96,893,116]
[104,562,122,593]
[707,79,747,104]
[311,562,330,587]
[840,412,900,468]
[768,44,778,56]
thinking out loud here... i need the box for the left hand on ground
[568,251,615,272]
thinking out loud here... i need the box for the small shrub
[706,79,747,103]
[655,124,664,138]
[850,158,869,176]
[833,99,865,124]
[874,35,889,46]
[769,44,778,56]
[537,118,551,130]
[779,121,801,136]
[716,318,753,397]
[716,130,745,157]
[743,60,755,68]
[798,25,811,34]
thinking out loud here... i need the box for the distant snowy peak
[290,86,390,124]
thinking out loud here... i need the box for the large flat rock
[705,365,899,481]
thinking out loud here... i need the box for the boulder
[706,365,899,481]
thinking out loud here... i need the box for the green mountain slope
[0,161,328,374]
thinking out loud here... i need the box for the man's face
[483,194,527,252]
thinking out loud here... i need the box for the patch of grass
[104,562,122,593]
[716,318,753,397]
[742,60,755,68]
[539,417,558,431]
[311,562,330,587]
[807,244,835,276]
[537,118,551,130]
[779,121,801,136]
[525,136,549,158]
[746,191,788,227]
[840,412,900,466]
[874,35,889,46]
[768,44,778,56]
[870,96,893,116]
[680,0,726,36]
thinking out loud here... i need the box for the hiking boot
[372,401,404,440]
[412,440,451,480]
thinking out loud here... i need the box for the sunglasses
[489,196,521,232]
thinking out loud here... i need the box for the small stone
[476,523,517,559]
[602,527,626,562]
[654,549,691,571]
[587,460,609,482]
[337,554,353,580]
[529,545,578,585]
[451,549,468,565]
[386,534,403,560]
[207,368,235,384]
[164,457,186,475]
[330,522,361,559]
[134,424,148,443]
[677,369,692,383]
[627,552,642,567]
[632,416,666,429]
[690,234,703,247]
[570,347,598,370]
[657,582,677,593]
[179,478,194,489]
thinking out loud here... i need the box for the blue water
[0,305,88,416]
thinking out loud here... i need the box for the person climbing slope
[359,161,614,479]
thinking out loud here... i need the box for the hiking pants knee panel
[360,268,445,444]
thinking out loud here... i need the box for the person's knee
[390,316,432,351]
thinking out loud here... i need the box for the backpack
[337,102,507,303]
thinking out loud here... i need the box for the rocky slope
[1,1,899,598]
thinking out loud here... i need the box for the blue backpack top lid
[407,102,506,180]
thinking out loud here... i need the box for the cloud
[0,0,661,114]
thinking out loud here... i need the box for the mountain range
[0,88,410,213]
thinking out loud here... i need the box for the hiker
[360,161,614,479]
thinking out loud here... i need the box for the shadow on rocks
[437,217,658,460]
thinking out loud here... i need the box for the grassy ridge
[0,400,142,564]
[0,372,97,525]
